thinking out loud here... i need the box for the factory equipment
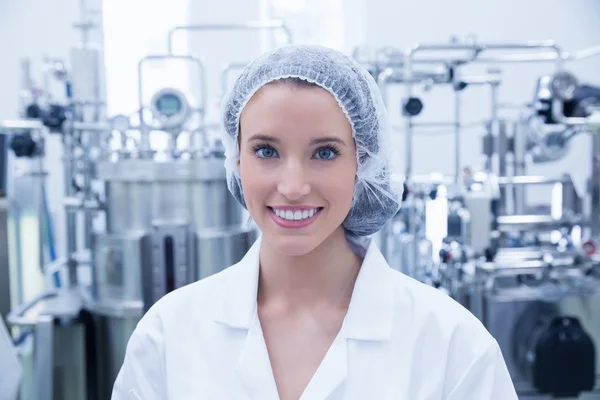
[1,14,295,400]
[368,38,600,398]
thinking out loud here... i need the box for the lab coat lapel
[343,240,396,341]
[299,335,347,400]
[301,241,396,399]
[214,237,261,329]
[303,240,396,400]
[235,313,280,399]
[214,237,280,398]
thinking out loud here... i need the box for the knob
[42,104,67,131]
[402,97,423,117]
[10,133,38,157]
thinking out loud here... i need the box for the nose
[277,161,311,200]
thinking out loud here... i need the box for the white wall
[102,0,190,117]
[357,0,600,205]
[186,0,264,126]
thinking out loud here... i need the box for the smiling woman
[111,45,518,400]
[238,78,358,257]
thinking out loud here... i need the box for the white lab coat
[112,237,517,400]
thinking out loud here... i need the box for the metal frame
[403,41,563,183]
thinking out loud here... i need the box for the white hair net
[221,45,403,237]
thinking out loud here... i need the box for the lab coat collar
[214,237,262,329]
[214,236,396,341]
[342,238,396,341]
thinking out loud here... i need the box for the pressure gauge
[150,88,190,130]
[550,71,578,101]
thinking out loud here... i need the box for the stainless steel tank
[83,156,255,399]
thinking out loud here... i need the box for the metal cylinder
[86,156,255,396]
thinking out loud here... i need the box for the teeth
[273,208,320,221]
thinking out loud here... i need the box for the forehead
[239,82,353,141]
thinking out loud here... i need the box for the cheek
[239,154,269,206]
[318,160,357,208]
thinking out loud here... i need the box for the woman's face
[239,82,357,256]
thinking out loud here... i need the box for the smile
[267,206,323,228]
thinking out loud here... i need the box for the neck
[257,228,363,310]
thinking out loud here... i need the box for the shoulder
[132,262,242,335]
[386,267,496,356]
[383,268,505,395]
[154,263,242,321]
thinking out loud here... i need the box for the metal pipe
[168,20,293,54]
[42,258,67,277]
[6,291,58,327]
[82,150,93,249]
[512,121,527,214]
[138,54,207,155]
[37,157,45,274]
[497,121,509,213]
[453,88,461,183]
[570,44,600,61]
[72,121,111,131]
[497,214,587,232]
[461,75,502,85]
[490,82,499,125]
[591,133,600,236]
[497,175,570,185]
[551,99,589,125]
[489,44,600,62]
[63,133,78,286]
[490,258,590,274]
[404,54,416,180]
[407,41,563,71]
[0,120,44,131]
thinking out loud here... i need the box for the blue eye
[314,146,339,160]
[255,145,278,158]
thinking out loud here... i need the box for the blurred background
[1,0,600,398]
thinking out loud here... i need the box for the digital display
[155,93,182,117]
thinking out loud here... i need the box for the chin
[263,233,324,257]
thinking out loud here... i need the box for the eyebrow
[247,134,280,143]
[310,137,347,147]
[247,134,348,147]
